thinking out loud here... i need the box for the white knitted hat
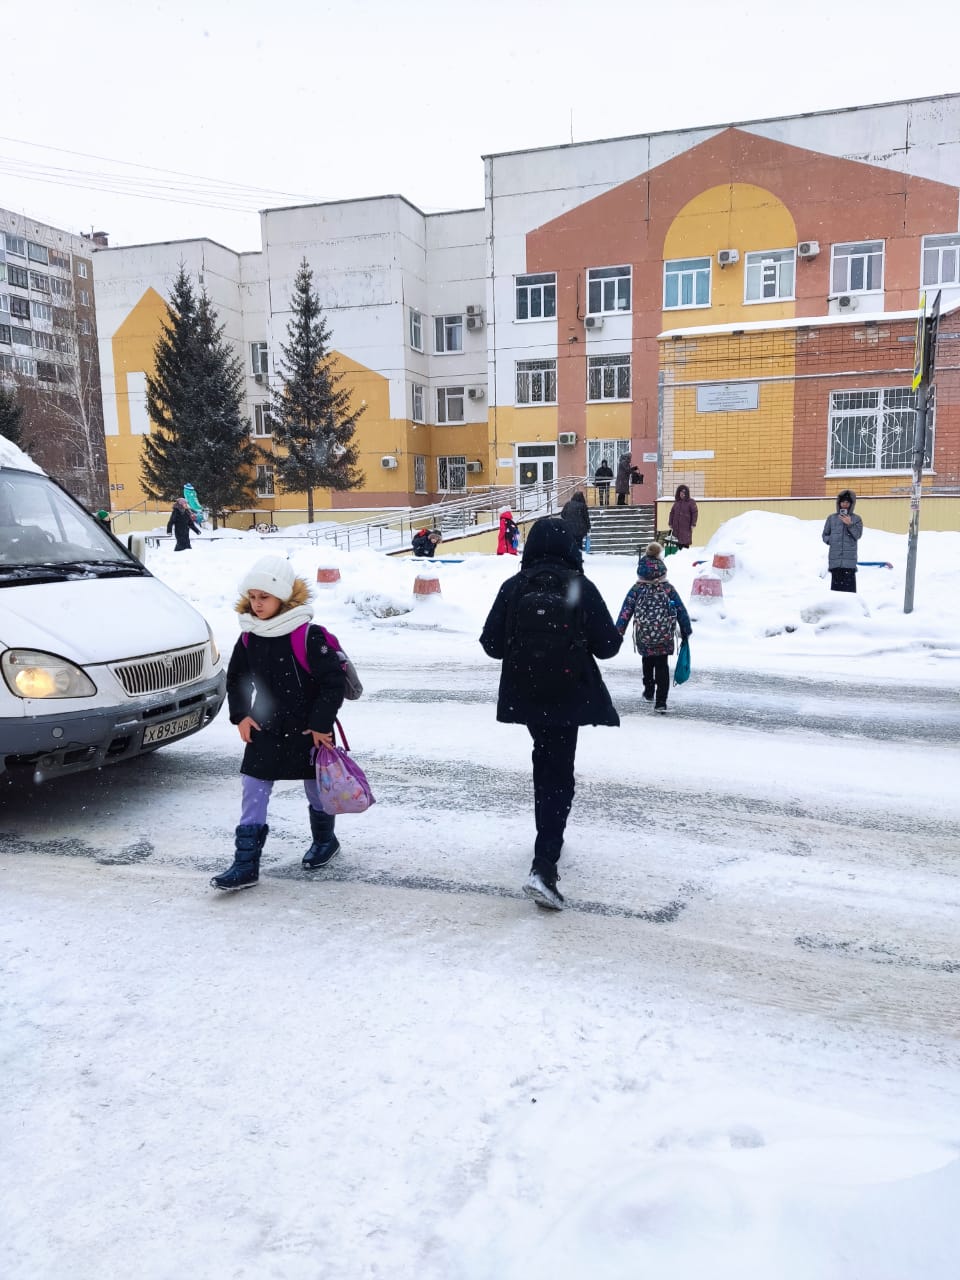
[239,555,297,600]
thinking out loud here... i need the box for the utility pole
[903,290,940,614]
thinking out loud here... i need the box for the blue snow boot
[302,806,340,870]
[210,824,268,891]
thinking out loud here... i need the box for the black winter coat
[227,625,346,780]
[560,495,591,542]
[480,517,621,728]
[167,505,200,547]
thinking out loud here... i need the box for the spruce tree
[269,257,364,521]
[141,267,259,527]
[0,385,24,447]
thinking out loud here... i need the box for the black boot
[302,806,340,870]
[210,824,268,891]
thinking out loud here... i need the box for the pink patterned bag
[315,720,375,815]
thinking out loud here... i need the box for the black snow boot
[522,864,565,911]
[302,806,340,870]
[210,824,268,891]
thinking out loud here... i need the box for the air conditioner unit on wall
[380,455,399,469]
[717,249,740,267]
[467,386,485,401]
[465,304,483,316]
[798,240,820,258]
[254,372,265,384]
[466,315,484,331]
[837,294,857,311]
[558,431,577,446]
[465,460,483,473]
[584,315,603,330]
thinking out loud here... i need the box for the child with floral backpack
[615,542,692,714]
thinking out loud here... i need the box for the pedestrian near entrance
[210,556,347,891]
[616,542,692,714]
[822,489,863,592]
[668,484,699,549]
[560,490,591,549]
[167,496,201,551]
[479,516,622,911]
[594,458,613,506]
[497,509,520,555]
[615,453,634,506]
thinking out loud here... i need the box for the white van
[0,437,225,783]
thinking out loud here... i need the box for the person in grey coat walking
[822,489,863,592]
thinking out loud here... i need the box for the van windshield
[0,468,146,582]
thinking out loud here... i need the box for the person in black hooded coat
[480,516,621,910]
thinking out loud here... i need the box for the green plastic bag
[674,637,691,685]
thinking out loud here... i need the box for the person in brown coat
[668,484,699,549]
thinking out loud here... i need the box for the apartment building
[0,210,107,507]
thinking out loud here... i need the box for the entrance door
[586,438,631,484]
[515,443,557,512]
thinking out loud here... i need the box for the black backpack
[505,566,587,703]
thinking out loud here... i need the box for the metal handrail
[319,478,592,552]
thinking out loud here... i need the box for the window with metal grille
[256,464,275,496]
[587,354,631,401]
[516,359,557,405]
[414,455,427,493]
[437,455,466,491]
[828,388,931,472]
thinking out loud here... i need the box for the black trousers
[830,568,857,593]
[642,654,670,706]
[528,725,579,872]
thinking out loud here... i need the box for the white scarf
[238,603,314,638]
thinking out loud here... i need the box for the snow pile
[0,432,44,474]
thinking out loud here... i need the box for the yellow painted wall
[106,287,169,511]
[490,406,559,485]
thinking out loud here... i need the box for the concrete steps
[587,504,657,555]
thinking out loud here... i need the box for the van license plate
[142,710,202,746]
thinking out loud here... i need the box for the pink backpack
[242,623,362,699]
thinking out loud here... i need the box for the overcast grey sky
[2,0,957,253]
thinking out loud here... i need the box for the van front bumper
[0,672,226,783]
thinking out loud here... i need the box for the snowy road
[3,658,959,1278]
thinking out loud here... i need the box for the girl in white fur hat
[210,555,346,890]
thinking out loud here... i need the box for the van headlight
[206,624,220,665]
[1,649,97,698]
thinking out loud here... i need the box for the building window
[831,241,883,294]
[4,235,26,257]
[250,341,269,374]
[587,354,631,401]
[11,328,32,346]
[49,249,70,272]
[587,266,631,315]
[32,301,52,323]
[0,295,8,313]
[744,250,795,302]
[516,359,557,405]
[50,277,72,299]
[76,261,88,279]
[437,386,465,423]
[414,454,427,494]
[76,289,90,308]
[0,324,10,345]
[412,382,424,423]
[409,308,423,351]
[13,356,36,376]
[27,242,49,265]
[30,272,50,293]
[32,331,55,350]
[253,405,272,437]
[10,297,30,320]
[37,361,57,383]
[8,265,29,289]
[437,455,466,491]
[664,257,711,309]
[0,265,5,284]
[434,314,463,353]
[922,234,960,288]
[256,464,275,496]
[78,318,91,335]
[829,388,930,472]
[516,273,557,320]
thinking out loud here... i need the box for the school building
[92,92,960,532]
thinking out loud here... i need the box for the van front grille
[112,644,207,696]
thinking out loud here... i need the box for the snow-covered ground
[2,513,959,1279]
